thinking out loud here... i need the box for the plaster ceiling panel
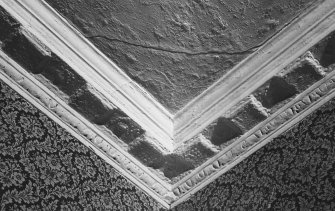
[45,0,317,112]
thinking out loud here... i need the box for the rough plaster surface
[46,0,317,112]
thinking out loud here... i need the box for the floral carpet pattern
[0,80,163,210]
[1,77,335,211]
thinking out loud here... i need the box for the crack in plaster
[85,11,302,58]
[86,35,259,56]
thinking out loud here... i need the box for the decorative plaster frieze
[170,69,335,208]
[3,29,335,209]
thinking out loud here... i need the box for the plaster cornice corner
[1,0,335,208]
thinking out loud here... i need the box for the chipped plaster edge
[0,0,175,152]
[0,50,174,209]
[174,0,335,145]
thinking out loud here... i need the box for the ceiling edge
[0,0,175,151]
[170,70,335,208]
[2,43,335,208]
[174,0,335,144]
[2,0,334,151]
[0,50,173,209]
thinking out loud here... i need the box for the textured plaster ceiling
[45,0,317,112]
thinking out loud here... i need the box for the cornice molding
[171,69,335,207]
[0,50,172,209]
[1,0,335,209]
[0,0,174,151]
[174,0,335,144]
[2,46,335,208]
[2,0,334,151]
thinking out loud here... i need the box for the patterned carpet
[1,77,335,210]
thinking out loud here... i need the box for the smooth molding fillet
[170,70,335,208]
[0,0,175,152]
[174,0,335,145]
[0,50,173,209]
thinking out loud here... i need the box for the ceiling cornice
[0,50,173,208]
[171,62,335,207]
[0,0,174,151]
[1,0,335,209]
[174,0,335,145]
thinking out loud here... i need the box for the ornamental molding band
[1,0,335,209]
